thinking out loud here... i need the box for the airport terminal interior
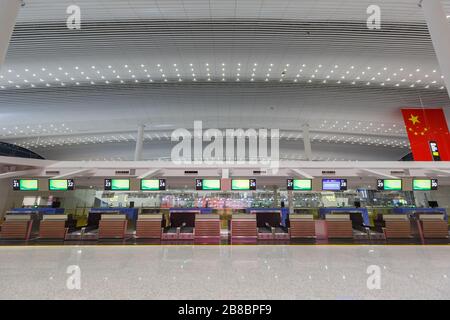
[0,0,450,300]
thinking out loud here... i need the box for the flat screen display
[195,179,221,191]
[413,179,438,191]
[377,179,402,191]
[141,179,166,191]
[13,179,39,191]
[49,179,75,191]
[231,179,257,191]
[104,179,130,191]
[322,179,347,191]
[287,179,312,191]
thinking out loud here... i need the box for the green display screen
[413,179,438,191]
[288,179,312,191]
[49,179,74,191]
[382,179,402,191]
[140,179,166,191]
[13,179,39,191]
[231,179,256,191]
[202,179,221,191]
[105,179,130,191]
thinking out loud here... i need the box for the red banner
[401,108,450,161]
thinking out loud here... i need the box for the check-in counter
[289,214,316,238]
[252,210,289,240]
[419,214,448,239]
[162,210,197,240]
[39,215,68,240]
[231,214,257,241]
[0,214,33,240]
[383,214,411,239]
[325,214,353,239]
[135,214,163,239]
[98,214,128,239]
[194,214,221,241]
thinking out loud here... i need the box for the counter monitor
[13,179,39,191]
[49,179,75,191]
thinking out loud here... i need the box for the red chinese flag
[401,108,450,161]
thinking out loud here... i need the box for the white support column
[0,0,21,68]
[134,124,145,161]
[421,0,450,97]
[302,123,313,161]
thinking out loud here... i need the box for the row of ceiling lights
[0,63,445,90]
[12,131,408,149]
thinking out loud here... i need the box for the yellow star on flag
[409,114,420,125]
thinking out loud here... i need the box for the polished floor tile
[0,245,449,300]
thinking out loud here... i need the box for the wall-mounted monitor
[287,179,312,191]
[413,179,438,191]
[49,179,75,191]
[231,179,257,191]
[104,179,130,191]
[141,179,166,191]
[322,179,347,191]
[13,179,39,191]
[377,179,402,191]
[195,179,221,191]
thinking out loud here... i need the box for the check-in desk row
[0,211,222,241]
[1,210,448,241]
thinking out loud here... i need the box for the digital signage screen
[141,179,166,191]
[287,179,312,191]
[377,179,402,191]
[322,179,347,191]
[104,179,130,191]
[413,179,438,191]
[49,179,75,191]
[13,179,39,191]
[231,179,257,191]
[195,179,221,191]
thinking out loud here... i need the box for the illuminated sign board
[322,179,347,191]
[413,179,438,191]
[195,179,221,191]
[104,179,130,191]
[377,179,402,191]
[49,179,75,191]
[13,179,39,191]
[429,141,441,161]
[141,179,166,191]
[287,179,312,191]
[231,179,257,191]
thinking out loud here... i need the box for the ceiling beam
[290,169,314,179]
[362,169,399,179]
[137,169,161,179]
[0,169,40,180]
[51,169,92,179]
[431,169,450,176]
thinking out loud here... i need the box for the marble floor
[0,245,449,300]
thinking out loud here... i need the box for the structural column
[421,0,450,98]
[302,123,313,161]
[0,0,21,68]
[134,124,145,161]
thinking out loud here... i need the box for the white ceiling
[0,0,449,161]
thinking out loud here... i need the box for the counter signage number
[431,179,438,190]
[249,179,257,190]
[104,179,112,190]
[67,179,75,190]
[195,179,203,190]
